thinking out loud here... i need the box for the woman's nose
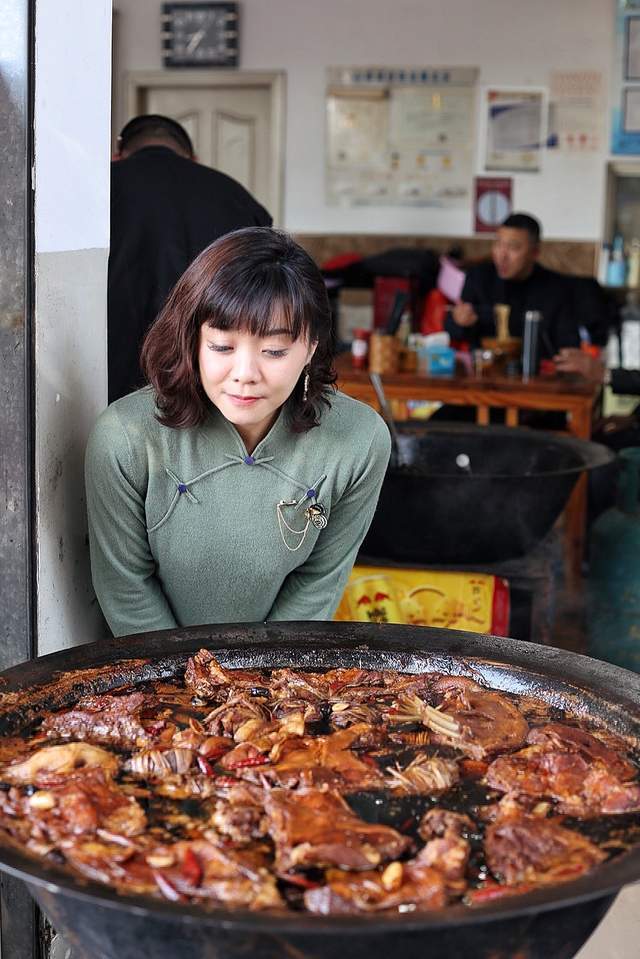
[231,348,260,381]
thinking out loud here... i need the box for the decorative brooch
[276,500,327,551]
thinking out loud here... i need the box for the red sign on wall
[474,177,513,233]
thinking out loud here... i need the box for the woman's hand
[451,302,478,328]
[553,348,605,383]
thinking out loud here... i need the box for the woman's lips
[226,394,261,406]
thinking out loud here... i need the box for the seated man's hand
[451,302,478,328]
[594,414,637,436]
[553,347,605,383]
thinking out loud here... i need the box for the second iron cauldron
[362,423,613,564]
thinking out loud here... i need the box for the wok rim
[0,621,638,933]
[392,423,614,480]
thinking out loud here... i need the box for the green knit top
[85,387,391,637]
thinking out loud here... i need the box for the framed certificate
[625,16,640,80]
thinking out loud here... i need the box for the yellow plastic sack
[334,565,510,635]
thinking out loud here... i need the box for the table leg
[506,407,519,427]
[476,405,490,426]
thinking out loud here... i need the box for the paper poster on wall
[548,71,603,151]
[483,88,546,173]
[613,2,640,153]
[474,177,512,233]
[326,66,478,207]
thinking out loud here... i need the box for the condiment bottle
[351,328,371,370]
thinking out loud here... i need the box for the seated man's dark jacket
[445,260,580,357]
[108,146,272,402]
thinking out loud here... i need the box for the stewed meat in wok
[0,652,638,915]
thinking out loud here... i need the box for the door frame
[124,70,286,224]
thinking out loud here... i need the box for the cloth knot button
[244,455,255,465]
[178,483,188,494]
[306,489,316,499]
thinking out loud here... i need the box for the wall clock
[162,3,239,68]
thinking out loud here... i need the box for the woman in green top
[86,227,391,636]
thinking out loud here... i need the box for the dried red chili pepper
[467,881,534,904]
[197,756,216,777]
[181,847,203,887]
[225,755,270,769]
[551,863,588,880]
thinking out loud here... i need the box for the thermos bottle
[522,310,542,381]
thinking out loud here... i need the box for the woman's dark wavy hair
[141,227,336,432]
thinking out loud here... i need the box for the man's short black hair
[500,212,541,245]
[117,115,194,157]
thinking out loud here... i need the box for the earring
[302,366,310,403]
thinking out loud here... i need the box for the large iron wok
[362,423,614,564]
[0,622,638,959]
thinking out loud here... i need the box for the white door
[126,71,284,221]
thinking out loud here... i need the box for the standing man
[445,212,580,356]
[108,114,272,402]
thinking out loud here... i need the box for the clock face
[162,3,238,68]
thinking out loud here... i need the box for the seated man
[445,212,580,357]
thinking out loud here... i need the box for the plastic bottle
[606,234,627,287]
[628,239,640,288]
[597,243,611,286]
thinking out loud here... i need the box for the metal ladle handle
[369,372,403,463]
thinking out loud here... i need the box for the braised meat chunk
[388,678,528,761]
[430,676,529,759]
[265,787,410,872]
[184,650,262,702]
[1,767,146,849]
[304,858,446,914]
[3,742,119,785]
[417,809,475,890]
[485,814,606,887]
[486,723,640,816]
[210,782,268,844]
[267,725,385,791]
[41,692,156,750]
[147,839,283,909]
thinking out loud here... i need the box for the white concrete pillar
[34,0,112,653]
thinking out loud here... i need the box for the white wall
[113,0,613,239]
[35,0,112,653]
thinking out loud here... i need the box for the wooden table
[335,353,601,580]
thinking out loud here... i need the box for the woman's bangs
[204,277,309,341]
